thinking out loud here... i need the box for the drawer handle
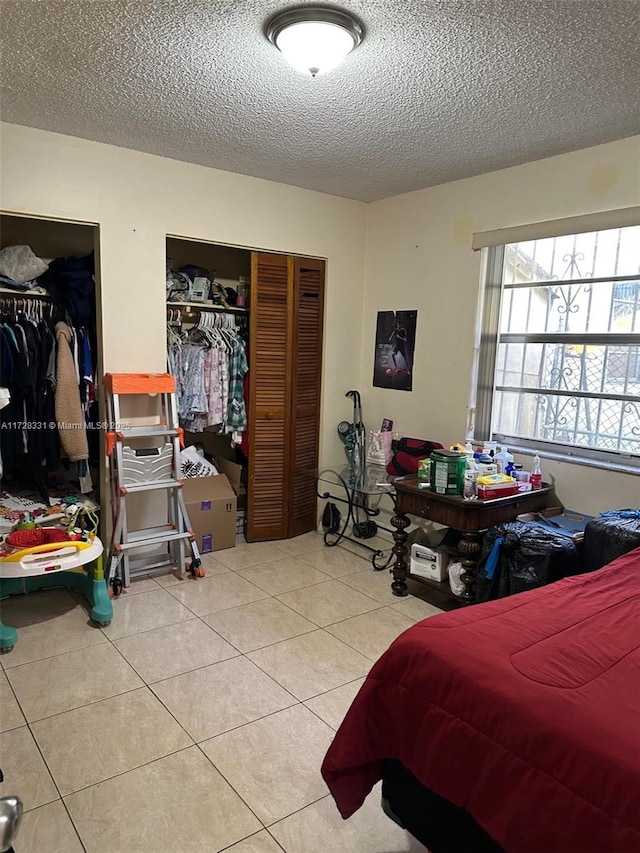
[265,412,274,420]
[419,505,431,517]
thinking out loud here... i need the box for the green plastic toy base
[0,555,112,652]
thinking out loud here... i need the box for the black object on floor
[476,520,581,602]
[381,759,503,853]
[582,510,640,573]
[322,501,341,534]
[353,519,377,538]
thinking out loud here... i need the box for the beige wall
[363,135,640,514]
[0,122,368,468]
[2,122,639,515]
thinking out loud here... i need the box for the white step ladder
[104,373,203,595]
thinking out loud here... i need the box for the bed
[322,547,640,853]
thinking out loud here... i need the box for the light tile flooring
[0,532,442,852]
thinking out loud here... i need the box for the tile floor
[0,532,443,852]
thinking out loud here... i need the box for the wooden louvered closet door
[288,256,325,536]
[246,252,325,542]
[247,252,292,541]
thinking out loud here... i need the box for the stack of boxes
[477,473,519,500]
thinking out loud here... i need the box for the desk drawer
[396,489,550,532]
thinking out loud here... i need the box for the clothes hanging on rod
[167,309,248,444]
[55,321,89,463]
[0,294,93,498]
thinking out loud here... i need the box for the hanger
[26,298,39,323]
[166,308,185,348]
[167,308,182,326]
[183,310,211,346]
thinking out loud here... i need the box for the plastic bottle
[464,441,476,471]
[495,446,514,474]
[530,453,542,490]
[476,454,497,476]
[463,449,478,500]
[236,276,247,307]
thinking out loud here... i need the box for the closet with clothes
[168,310,248,440]
[0,213,102,530]
[166,236,325,543]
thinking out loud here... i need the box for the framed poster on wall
[373,310,417,391]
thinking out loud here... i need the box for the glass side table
[315,464,396,570]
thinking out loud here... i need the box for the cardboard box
[182,474,237,553]
[517,508,593,541]
[410,543,449,582]
[478,485,519,500]
[213,456,243,497]
[237,486,247,511]
[214,455,246,509]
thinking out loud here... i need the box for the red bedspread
[322,548,640,852]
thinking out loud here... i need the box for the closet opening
[166,235,325,550]
[166,236,251,548]
[0,212,104,538]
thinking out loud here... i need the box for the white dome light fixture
[266,6,364,77]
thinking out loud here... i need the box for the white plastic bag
[179,446,219,479]
[366,430,393,466]
[448,561,465,596]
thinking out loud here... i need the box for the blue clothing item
[0,275,37,290]
[76,327,92,405]
[601,510,640,519]
[483,536,504,580]
[39,252,95,326]
[2,322,19,350]
[82,328,92,383]
[171,344,207,422]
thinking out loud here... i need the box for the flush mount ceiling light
[266,6,364,77]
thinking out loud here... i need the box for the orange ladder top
[103,373,176,395]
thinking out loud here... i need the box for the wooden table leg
[458,531,482,605]
[390,508,411,596]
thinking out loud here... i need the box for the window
[475,224,640,470]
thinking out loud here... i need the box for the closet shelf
[0,286,51,298]
[166,301,247,313]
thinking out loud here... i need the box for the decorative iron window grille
[475,225,640,469]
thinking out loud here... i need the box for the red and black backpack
[386,437,444,476]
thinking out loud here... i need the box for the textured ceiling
[1,0,639,202]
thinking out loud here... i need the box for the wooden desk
[390,478,553,603]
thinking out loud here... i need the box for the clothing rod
[0,297,55,318]
[166,301,247,314]
[166,308,238,320]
